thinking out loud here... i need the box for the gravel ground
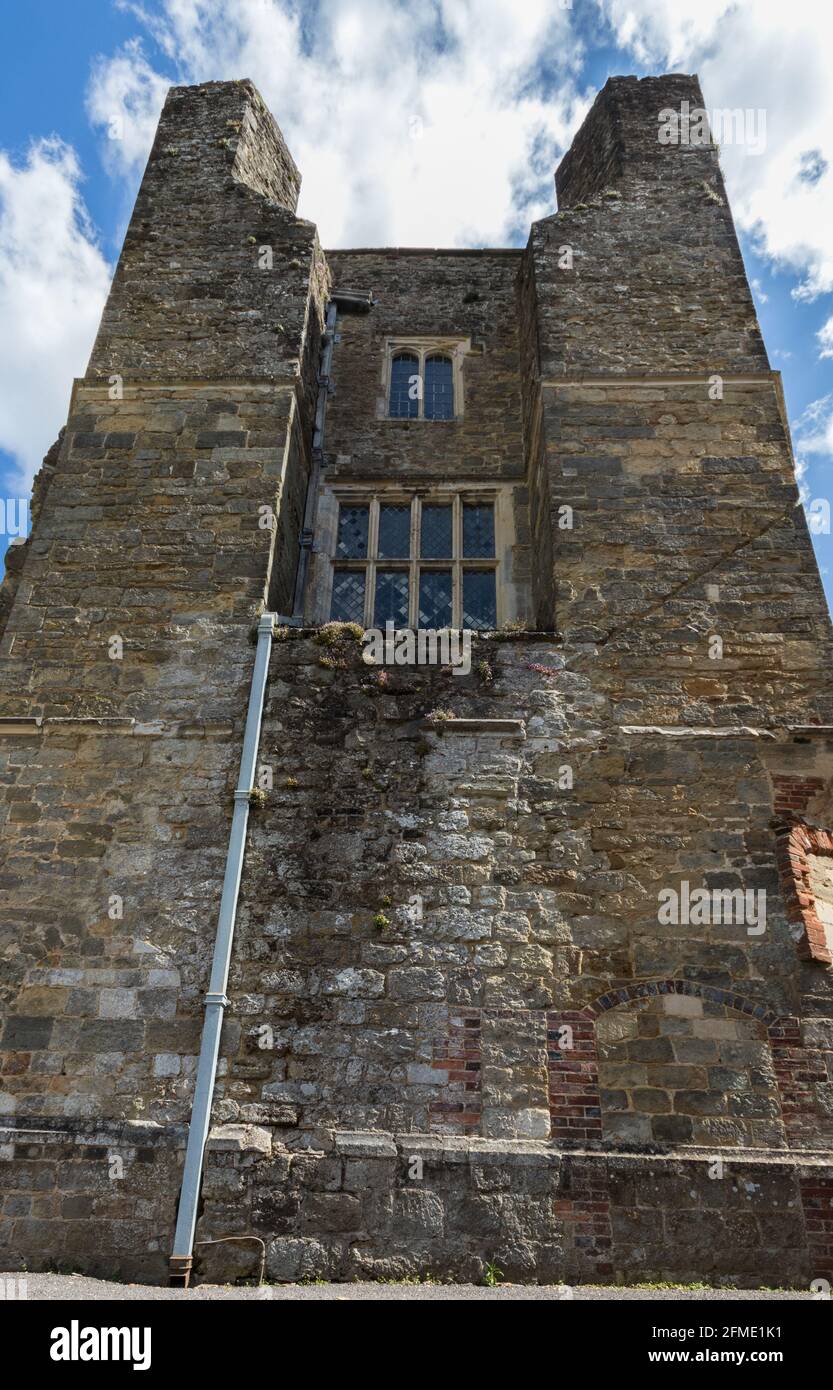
[2,1272,816,1301]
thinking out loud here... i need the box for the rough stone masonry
[1,73,833,1287]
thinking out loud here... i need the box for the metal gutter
[169,612,275,1286]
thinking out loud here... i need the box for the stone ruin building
[1,71,832,1287]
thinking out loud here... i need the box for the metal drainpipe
[169,612,275,1287]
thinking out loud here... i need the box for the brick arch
[547,980,786,1146]
[583,979,780,1027]
[775,821,833,964]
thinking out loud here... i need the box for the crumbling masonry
[2,73,833,1286]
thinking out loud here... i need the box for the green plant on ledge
[314,621,364,646]
[315,620,364,669]
[425,708,455,724]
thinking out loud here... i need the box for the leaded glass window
[385,342,462,420]
[375,570,410,627]
[378,505,411,558]
[419,570,452,628]
[389,353,419,419]
[420,505,452,558]
[424,355,454,420]
[462,571,497,630]
[330,570,366,624]
[463,504,495,558]
[336,505,369,558]
[330,497,499,630]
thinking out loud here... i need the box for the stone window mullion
[366,498,381,627]
[409,497,420,626]
[452,494,463,628]
[417,348,425,420]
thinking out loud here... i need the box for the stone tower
[1,74,832,1287]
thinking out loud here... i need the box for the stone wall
[549,74,766,375]
[2,1120,828,1288]
[0,78,324,1128]
[190,1134,833,1288]
[215,631,833,1151]
[323,249,525,483]
[2,72,833,1289]
[0,1120,182,1283]
[596,994,784,1148]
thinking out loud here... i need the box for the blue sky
[1,0,831,606]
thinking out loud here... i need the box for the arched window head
[389,352,419,419]
[383,339,468,421]
[424,354,454,420]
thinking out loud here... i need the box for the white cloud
[0,139,111,488]
[793,394,833,459]
[86,36,171,180]
[89,0,833,289]
[595,0,732,68]
[792,394,833,511]
[818,317,833,360]
[598,0,833,305]
[87,0,585,247]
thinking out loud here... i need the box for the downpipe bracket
[203,992,229,1008]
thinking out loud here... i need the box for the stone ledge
[0,717,42,736]
[6,1122,830,1172]
[542,372,781,388]
[0,1119,187,1149]
[0,717,234,739]
[373,1133,833,1171]
[334,1132,398,1159]
[420,718,526,737]
[207,1124,272,1155]
[620,725,778,739]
